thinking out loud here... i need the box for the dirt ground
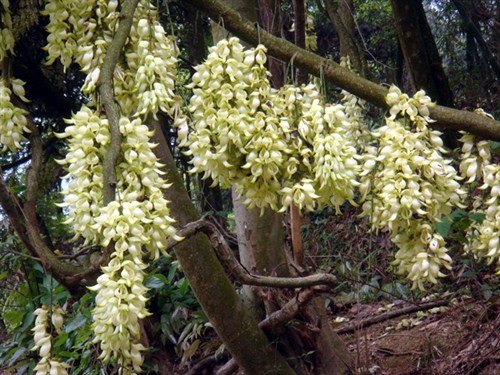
[336,296,500,375]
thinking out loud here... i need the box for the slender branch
[7,250,41,262]
[98,0,140,204]
[188,0,500,141]
[335,299,450,334]
[167,217,338,289]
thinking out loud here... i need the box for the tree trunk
[390,0,454,106]
[320,0,369,78]
[150,119,295,375]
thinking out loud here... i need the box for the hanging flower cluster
[32,305,70,375]
[42,0,118,73]
[0,0,14,61]
[459,111,500,270]
[43,0,182,120]
[0,79,31,152]
[182,37,359,213]
[45,1,184,372]
[56,106,108,244]
[339,56,370,152]
[88,258,148,373]
[56,111,180,372]
[359,86,465,289]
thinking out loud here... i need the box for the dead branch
[335,299,451,334]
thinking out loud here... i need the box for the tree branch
[188,0,500,141]
[0,170,35,255]
[24,117,83,271]
[335,299,450,334]
[167,217,338,289]
[98,0,139,204]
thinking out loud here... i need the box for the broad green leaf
[469,212,485,224]
[145,274,169,289]
[8,347,27,366]
[54,332,69,348]
[64,314,87,333]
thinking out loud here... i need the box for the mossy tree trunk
[150,119,295,375]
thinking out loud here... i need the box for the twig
[335,299,450,334]
[7,250,40,262]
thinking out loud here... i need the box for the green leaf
[54,332,69,348]
[16,364,30,375]
[0,271,8,281]
[436,217,452,237]
[3,310,25,329]
[19,307,35,331]
[489,141,500,151]
[8,347,27,366]
[167,262,179,283]
[58,350,79,359]
[469,212,485,224]
[65,314,87,333]
[145,274,169,289]
[450,210,468,219]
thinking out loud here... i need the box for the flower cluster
[32,306,69,375]
[386,85,433,124]
[0,0,14,61]
[56,106,108,244]
[127,10,181,118]
[88,258,148,374]
[339,56,370,152]
[42,0,118,73]
[45,1,185,371]
[43,0,182,120]
[182,37,359,213]
[57,111,180,372]
[359,86,465,289]
[0,79,30,152]
[459,114,500,270]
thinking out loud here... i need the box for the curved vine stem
[98,0,140,205]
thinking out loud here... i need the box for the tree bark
[390,0,454,107]
[149,119,295,374]
[452,0,500,81]
[319,0,368,77]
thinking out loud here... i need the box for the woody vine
[0,0,499,374]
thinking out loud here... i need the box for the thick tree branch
[189,0,500,141]
[167,217,338,289]
[23,116,83,285]
[0,170,35,255]
[217,287,323,375]
[98,0,139,204]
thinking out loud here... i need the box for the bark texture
[390,0,454,107]
[150,119,295,375]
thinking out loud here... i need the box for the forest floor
[334,294,499,375]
